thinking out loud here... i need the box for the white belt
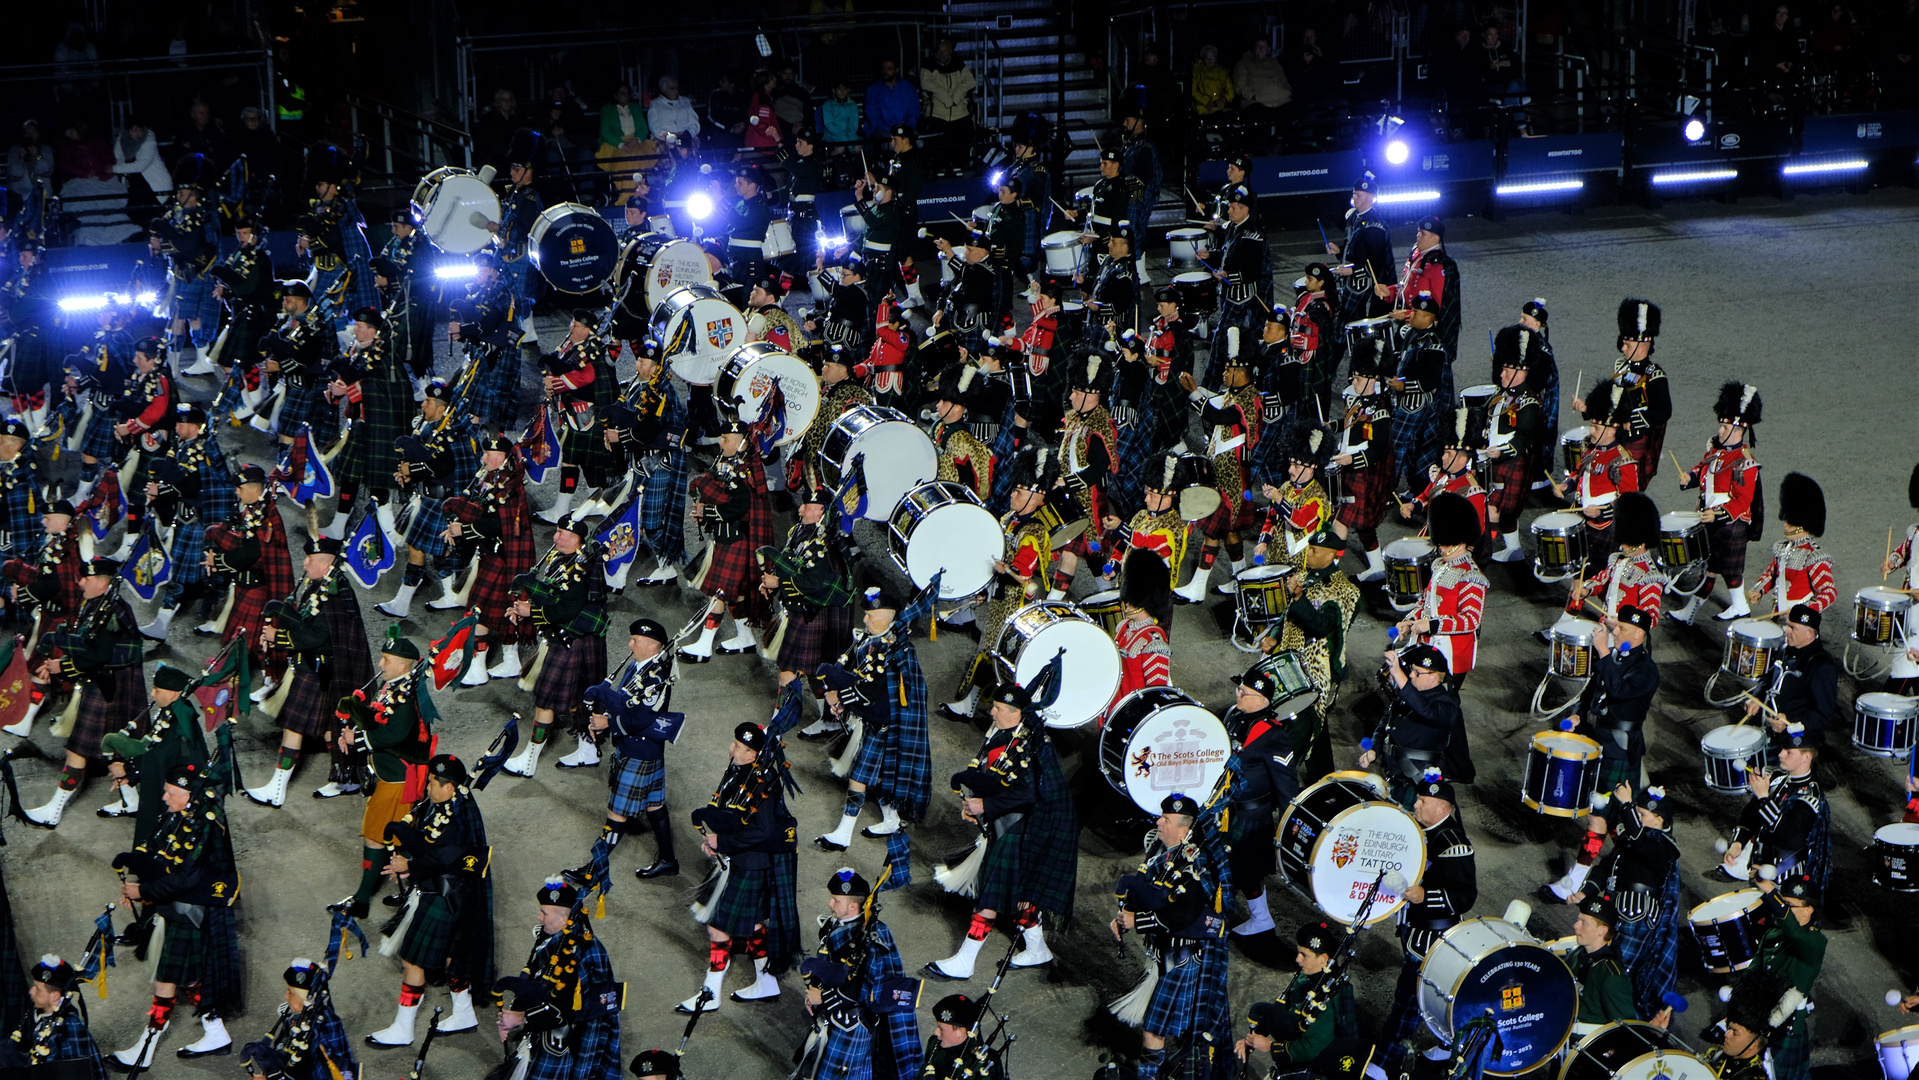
[791,194,816,203]
[863,241,892,252]
[728,238,763,249]
[1091,214,1115,226]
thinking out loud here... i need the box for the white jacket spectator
[920,54,977,123]
[1233,41,1293,109]
[112,124,172,194]
[647,77,702,143]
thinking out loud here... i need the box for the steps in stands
[946,0,1111,190]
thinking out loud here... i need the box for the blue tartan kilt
[820,1019,875,1080]
[608,754,665,817]
[1392,404,1440,490]
[469,348,522,429]
[639,453,690,566]
[1142,937,1230,1039]
[275,384,341,445]
[166,518,209,587]
[79,405,120,462]
[705,851,798,944]
[396,891,460,971]
[873,1010,922,1080]
[172,275,219,328]
[403,496,451,559]
[847,723,896,788]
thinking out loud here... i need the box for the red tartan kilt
[1202,493,1260,540]
[1622,428,1665,484]
[701,538,756,604]
[223,585,272,649]
[471,553,525,630]
[1336,462,1396,532]
[1483,453,1536,527]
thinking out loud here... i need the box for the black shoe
[1531,628,1552,645]
[813,835,848,852]
[937,705,974,724]
[1534,885,1570,908]
[327,896,370,920]
[176,1043,232,1060]
[381,893,404,908]
[637,859,680,879]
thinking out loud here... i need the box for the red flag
[193,682,237,733]
[428,612,479,690]
[0,637,27,732]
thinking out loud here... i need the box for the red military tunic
[1752,535,1837,613]
[1111,612,1170,715]
[1573,548,1666,626]
[1415,547,1486,674]
[1570,443,1639,531]
[1692,445,1759,522]
[1414,469,1488,535]
[860,299,912,397]
[1004,304,1059,375]
[1123,507,1189,576]
[1384,245,1449,311]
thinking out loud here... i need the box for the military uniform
[237,960,356,1080]
[583,620,679,874]
[816,590,931,848]
[797,870,922,1080]
[496,878,624,1080]
[1264,531,1359,784]
[1334,184,1391,322]
[440,442,537,665]
[1377,779,1474,1069]
[99,664,208,843]
[446,262,522,430]
[1599,298,1672,484]
[763,499,857,681]
[261,295,339,445]
[302,178,378,328]
[1753,880,1825,1080]
[6,956,107,1079]
[36,561,145,783]
[505,523,611,775]
[143,405,239,633]
[150,189,219,348]
[537,326,622,520]
[207,225,276,422]
[1671,382,1764,624]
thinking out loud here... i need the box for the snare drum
[1700,724,1768,794]
[994,601,1122,728]
[1872,823,1919,892]
[651,286,745,385]
[1251,650,1321,724]
[1856,586,1914,647]
[1876,1025,1919,1080]
[529,203,619,293]
[1165,227,1207,270]
[1079,589,1123,635]
[1458,383,1497,414]
[1531,511,1587,580]
[1521,731,1602,818]
[1345,315,1397,351]
[761,217,797,259]
[1099,687,1231,812]
[714,343,820,446]
[838,202,867,243]
[818,405,939,521]
[1234,564,1293,624]
[1548,616,1599,679]
[1720,619,1784,683]
[1170,272,1219,316]
[1558,426,1590,474]
[1562,1022,1714,1080]
[1382,538,1434,611]
[1275,772,1421,925]
[1417,918,1577,1074]
[1687,889,1762,972]
[887,481,1001,600]
[1854,692,1919,758]
[1041,231,1083,276]
[410,166,501,254]
[1658,511,1710,571]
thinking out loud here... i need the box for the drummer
[1059,149,1137,246]
[1564,493,1665,627]
[1374,773,1476,1075]
[743,273,804,354]
[1701,976,1780,1080]
[1360,645,1458,808]
[1387,293,1449,495]
[1111,551,1172,705]
[1048,354,1119,599]
[926,363,996,503]
[1746,605,1838,737]
[1192,154,1250,231]
[1749,472,1837,616]
[1671,381,1765,625]
[1881,462,1919,694]
[1572,299,1671,484]
[852,174,904,306]
[1567,604,1662,792]
[1256,526,1358,783]
[1190,347,1263,600]
[1330,349,1397,584]
[1224,662,1304,937]
[1483,325,1550,565]
[1718,723,1829,890]
[1564,895,1654,1032]
[1551,394,1641,572]
[1751,873,1827,1080]
[789,344,873,495]
[995,281,1065,378]
[983,177,1026,303]
[1208,186,1270,371]
[1325,173,1392,323]
[1248,427,1332,576]
[805,250,871,356]
[1081,224,1139,339]
[1568,784,1682,1021]
[1394,493,1485,690]
[1100,455,1190,588]
[721,164,772,283]
[931,234,1003,355]
[1288,262,1344,419]
[858,295,914,412]
[1399,405,1487,538]
[940,445,1053,723]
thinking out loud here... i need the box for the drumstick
[1669,448,1685,478]
[1570,369,1583,404]
[1185,183,1206,211]
[1889,525,1896,582]
[1050,196,1073,217]
[1735,689,1782,721]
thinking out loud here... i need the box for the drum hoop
[1531,732,1603,760]
[1297,798,1425,927]
[1686,889,1761,922]
[1428,934,1575,1073]
[1877,1024,1919,1049]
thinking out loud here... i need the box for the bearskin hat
[1778,472,1826,537]
[1280,423,1331,469]
[1120,548,1174,626]
[1066,351,1114,394]
[1614,492,1660,549]
[1617,297,1661,339]
[1491,324,1547,392]
[1006,444,1060,492]
[1440,404,1486,451]
[1429,492,1481,548]
[1713,381,1763,427]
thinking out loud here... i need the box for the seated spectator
[56,120,114,184]
[921,36,978,173]
[773,64,814,134]
[707,71,750,152]
[1752,4,1807,85]
[227,106,279,213]
[598,84,657,200]
[474,89,521,168]
[1234,39,1293,122]
[864,59,921,138]
[112,117,172,215]
[1810,3,1858,68]
[1192,44,1236,115]
[818,78,861,156]
[174,98,223,168]
[1290,26,1338,108]
[1478,23,1524,102]
[744,69,785,154]
[648,75,702,149]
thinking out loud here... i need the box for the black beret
[1403,644,1449,674]
[1232,667,1281,705]
[991,683,1031,710]
[1576,893,1618,927]
[1160,793,1200,818]
[1296,921,1337,953]
[630,1050,682,1078]
[536,877,580,908]
[1615,605,1654,632]
[237,464,268,486]
[152,665,193,693]
[734,723,767,751]
[174,402,207,427]
[429,754,468,785]
[629,618,669,643]
[305,537,344,557]
[483,434,515,455]
[932,993,982,1027]
[826,868,871,897]
[1416,215,1445,238]
[284,959,322,991]
[1771,723,1823,751]
[165,762,201,788]
[44,499,75,518]
[1778,874,1821,906]
[1785,604,1821,630]
[84,557,120,578]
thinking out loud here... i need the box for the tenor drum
[838,202,867,243]
[1041,231,1083,276]
[1251,650,1321,724]
[1079,589,1123,635]
[614,234,716,317]
[1560,1022,1714,1080]
[1171,272,1219,316]
[1687,890,1762,973]
[817,405,939,522]
[1383,537,1434,611]
[1521,731,1602,818]
[1098,687,1231,812]
[1719,619,1783,683]
[410,167,501,254]
[1165,227,1207,269]
[1700,724,1768,794]
[1558,426,1590,474]
[761,218,797,259]
[1856,586,1914,647]
[1876,1025,1919,1080]
[1276,772,1423,926]
[528,203,619,293]
[651,286,746,386]
[1174,455,1222,522]
[1854,692,1919,758]
[1872,823,1919,892]
[714,343,820,446]
[1548,617,1599,679]
[1531,511,1587,580]
[994,601,1122,729]
[1417,918,1578,1075]
[1659,511,1710,571]
[1234,564,1293,625]
[886,481,1002,600]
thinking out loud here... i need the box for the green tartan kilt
[154,913,209,986]
[562,422,621,486]
[397,891,461,971]
[1597,756,1637,792]
[705,852,797,941]
[974,827,1025,915]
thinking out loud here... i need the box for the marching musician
[137,402,238,642]
[1209,186,1269,360]
[1567,784,1682,1020]
[502,513,610,778]
[585,619,682,879]
[1566,493,1665,629]
[1116,110,1161,254]
[493,139,544,349]
[761,488,856,731]
[253,281,337,445]
[853,174,904,305]
[790,347,872,498]
[364,753,495,1047]
[1387,292,1449,495]
[1882,464,1919,694]
[98,663,207,839]
[806,251,870,358]
[1752,873,1826,1080]
[1190,343,1262,598]
[4,955,107,1076]
[1236,924,1363,1075]
[784,131,824,270]
[745,273,805,355]
[1100,456,1191,591]
[1326,174,1391,323]
[1672,382,1765,624]
[631,1047,685,1080]
[380,383,483,618]
[1719,723,1830,890]
[1483,325,1550,564]
[919,994,1004,1080]
[1259,526,1359,782]
[106,339,173,561]
[245,537,373,809]
[1565,895,1651,1031]
[859,296,915,413]
[445,253,522,432]
[1061,150,1139,246]
[1378,218,1460,376]
[534,310,621,525]
[322,306,412,543]
[22,558,146,830]
[1224,664,1302,938]
[372,250,434,399]
[928,683,1078,979]
[1518,298,1561,453]
[69,305,138,504]
[301,147,379,331]
[148,156,220,375]
[682,420,774,662]
[603,342,693,588]
[1006,121,1050,281]
[1111,550,1173,707]
[1553,393,1641,570]
[723,164,772,282]
[1402,406,1489,546]
[436,435,536,682]
[811,585,930,854]
[1700,976,1779,1080]
[0,497,84,737]
[1745,604,1838,736]
[1109,794,1231,1080]
[1291,265,1344,417]
[984,178,1025,302]
[1395,492,1488,689]
[1081,226,1138,349]
[941,447,1052,722]
[328,631,437,922]
[0,420,37,571]
[926,364,995,502]
[207,215,276,424]
[495,876,624,1078]
[108,762,244,1066]
[1361,645,1459,808]
[1573,299,1671,484]
[931,235,1002,355]
[238,960,355,1080]
[798,868,922,1080]
[1750,473,1837,615]
[1374,774,1475,1074]
[1242,427,1333,585]
[680,722,801,1012]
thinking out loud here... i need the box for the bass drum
[410,166,500,254]
[887,481,1002,600]
[1560,1022,1714,1080]
[993,601,1122,729]
[1275,772,1423,926]
[1098,687,1232,813]
[1418,918,1578,1075]
[714,342,819,446]
[817,405,939,522]
[529,203,620,293]
[651,286,746,386]
[613,234,715,320]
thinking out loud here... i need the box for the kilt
[1484,452,1536,532]
[974,827,1026,915]
[1771,1022,1811,1080]
[1141,937,1230,1038]
[166,518,209,588]
[222,585,274,654]
[79,407,120,462]
[1616,875,1681,1019]
[698,538,755,605]
[639,451,691,567]
[404,497,452,560]
[873,1010,922,1080]
[471,543,531,631]
[777,603,854,674]
[277,666,335,740]
[1200,491,1258,541]
[1111,415,1155,519]
[68,665,147,760]
[1596,750,1638,792]
[334,381,411,487]
[1622,427,1665,485]
[821,1018,875,1080]
[468,348,521,431]
[154,902,236,996]
[275,383,341,445]
[361,779,410,846]
[171,274,219,328]
[1705,517,1751,582]
[561,422,621,488]
[1337,458,1397,534]
[608,755,666,817]
[1392,404,1440,491]
[531,634,604,728]
[703,851,800,958]
[395,890,461,971]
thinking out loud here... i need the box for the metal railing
[344,92,474,180]
[0,48,275,139]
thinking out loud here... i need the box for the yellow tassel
[572,976,584,1013]
[899,678,907,708]
[595,890,606,919]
